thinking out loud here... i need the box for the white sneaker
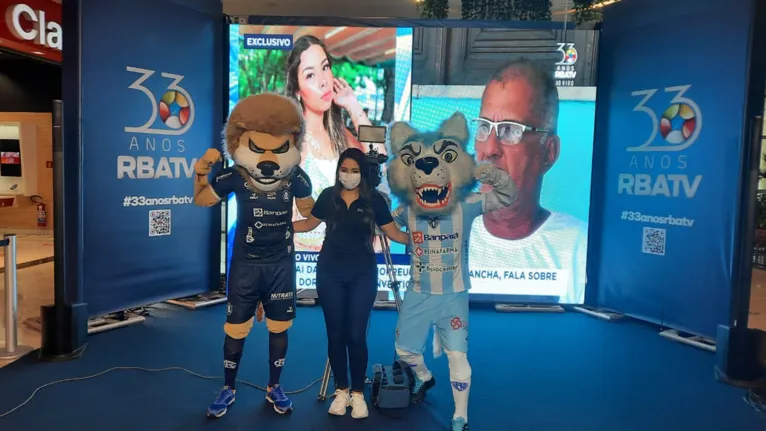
[328,389,350,416]
[350,392,369,419]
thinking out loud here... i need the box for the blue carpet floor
[0,303,763,430]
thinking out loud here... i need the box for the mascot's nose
[415,156,439,175]
[257,161,280,177]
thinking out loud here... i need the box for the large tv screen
[227,24,597,304]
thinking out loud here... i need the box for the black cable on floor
[744,387,766,419]
[0,366,323,419]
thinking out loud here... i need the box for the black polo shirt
[311,187,394,266]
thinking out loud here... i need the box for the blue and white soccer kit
[393,194,488,355]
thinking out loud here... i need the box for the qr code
[642,227,666,256]
[149,209,171,237]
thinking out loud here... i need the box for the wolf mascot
[387,112,518,431]
[193,94,315,418]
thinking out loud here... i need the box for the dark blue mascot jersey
[211,166,313,264]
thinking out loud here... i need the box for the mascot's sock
[268,331,288,387]
[223,335,246,389]
[396,347,432,381]
[445,350,472,422]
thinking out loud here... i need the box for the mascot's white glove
[473,163,503,185]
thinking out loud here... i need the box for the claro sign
[0,1,61,62]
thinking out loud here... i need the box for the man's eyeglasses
[471,118,550,145]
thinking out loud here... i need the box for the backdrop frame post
[716,0,766,385]
[37,5,89,361]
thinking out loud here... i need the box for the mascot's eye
[273,141,290,154]
[441,149,458,163]
[248,139,265,154]
[401,154,415,166]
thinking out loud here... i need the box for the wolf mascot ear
[386,112,476,216]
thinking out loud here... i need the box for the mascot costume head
[387,112,476,216]
[224,93,305,192]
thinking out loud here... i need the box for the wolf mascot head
[387,112,476,216]
[224,93,305,192]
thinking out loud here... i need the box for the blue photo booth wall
[589,0,759,338]
[67,0,224,316]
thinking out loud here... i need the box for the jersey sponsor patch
[253,208,289,217]
[415,246,458,256]
[424,232,459,241]
[415,262,458,273]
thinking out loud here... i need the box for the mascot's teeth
[416,186,450,207]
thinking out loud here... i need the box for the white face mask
[339,172,361,190]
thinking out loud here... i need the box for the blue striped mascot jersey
[393,194,486,295]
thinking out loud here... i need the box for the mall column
[38,99,89,361]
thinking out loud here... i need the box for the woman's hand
[333,78,371,131]
[333,77,361,113]
[293,215,323,233]
[379,222,409,245]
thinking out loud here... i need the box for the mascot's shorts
[395,290,469,354]
[226,259,296,324]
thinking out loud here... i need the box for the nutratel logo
[243,34,293,50]
[5,3,62,51]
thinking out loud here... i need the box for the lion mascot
[386,112,518,431]
[193,93,314,418]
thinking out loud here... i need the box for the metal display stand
[1,234,34,359]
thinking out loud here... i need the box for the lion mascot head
[223,93,305,192]
[386,112,476,216]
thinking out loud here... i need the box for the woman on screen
[285,35,373,252]
[293,148,408,419]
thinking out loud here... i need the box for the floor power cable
[0,366,323,419]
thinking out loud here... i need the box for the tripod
[317,231,404,401]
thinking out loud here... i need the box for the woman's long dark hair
[285,35,349,156]
[325,148,377,247]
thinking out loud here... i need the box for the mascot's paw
[195,148,222,176]
[473,163,497,184]
[255,302,264,323]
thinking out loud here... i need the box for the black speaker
[715,325,766,386]
[39,302,89,362]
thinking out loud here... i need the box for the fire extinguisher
[37,203,47,228]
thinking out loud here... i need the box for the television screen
[228,25,413,294]
[227,24,597,304]
[0,139,22,177]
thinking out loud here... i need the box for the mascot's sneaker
[207,386,236,418]
[451,417,468,431]
[412,376,436,403]
[266,385,293,414]
[349,392,369,419]
[328,389,351,416]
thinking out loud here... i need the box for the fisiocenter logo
[243,34,293,50]
[124,66,195,136]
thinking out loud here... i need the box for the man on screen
[469,59,588,304]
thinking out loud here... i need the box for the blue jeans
[316,263,378,392]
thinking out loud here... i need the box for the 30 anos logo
[556,43,577,66]
[124,66,195,136]
[627,85,702,152]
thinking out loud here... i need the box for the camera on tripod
[358,125,388,189]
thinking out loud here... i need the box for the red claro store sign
[0,0,61,63]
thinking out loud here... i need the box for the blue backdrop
[589,0,756,338]
[76,0,223,315]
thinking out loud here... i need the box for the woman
[293,148,408,419]
[285,35,372,252]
